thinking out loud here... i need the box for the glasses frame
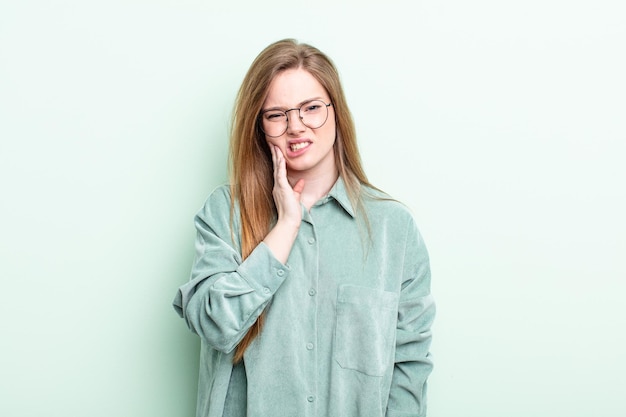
[259,100,333,138]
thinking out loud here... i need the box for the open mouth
[290,142,311,152]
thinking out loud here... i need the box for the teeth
[290,142,309,152]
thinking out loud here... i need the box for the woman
[173,38,435,417]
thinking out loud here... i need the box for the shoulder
[207,183,232,202]
[361,184,416,225]
[362,186,431,263]
[360,184,428,247]
[196,183,234,222]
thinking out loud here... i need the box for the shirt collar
[326,176,356,218]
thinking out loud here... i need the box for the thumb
[292,179,305,198]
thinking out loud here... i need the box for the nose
[285,109,306,134]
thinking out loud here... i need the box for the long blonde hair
[229,39,372,363]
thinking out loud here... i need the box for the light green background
[1,1,625,416]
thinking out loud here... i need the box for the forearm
[176,242,290,353]
[387,295,435,416]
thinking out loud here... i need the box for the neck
[288,168,339,210]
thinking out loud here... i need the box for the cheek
[265,137,279,148]
[321,121,337,144]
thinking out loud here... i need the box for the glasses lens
[261,110,287,137]
[300,100,329,129]
[260,100,330,137]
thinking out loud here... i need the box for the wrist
[275,217,301,234]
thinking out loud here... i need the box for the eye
[264,111,286,121]
[302,102,322,113]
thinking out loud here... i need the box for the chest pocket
[334,284,399,377]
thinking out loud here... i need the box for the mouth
[289,141,311,152]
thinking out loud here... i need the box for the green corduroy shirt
[173,177,435,417]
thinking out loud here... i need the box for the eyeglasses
[259,100,332,137]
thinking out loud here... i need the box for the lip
[286,139,312,158]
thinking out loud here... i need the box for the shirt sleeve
[172,186,289,353]
[386,217,436,417]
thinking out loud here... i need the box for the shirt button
[307,395,315,402]
[306,342,314,350]
[277,269,285,277]
[263,287,271,294]
[308,288,316,296]
[307,237,315,245]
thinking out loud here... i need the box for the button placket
[301,222,318,414]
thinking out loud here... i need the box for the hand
[270,145,305,228]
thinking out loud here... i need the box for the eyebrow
[261,97,326,112]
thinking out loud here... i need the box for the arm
[172,187,289,353]
[173,146,303,353]
[386,219,436,417]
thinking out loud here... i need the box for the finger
[274,145,284,163]
[270,145,282,183]
[269,144,277,172]
[292,178,305,196]
[274,146,287,184]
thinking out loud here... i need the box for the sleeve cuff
[236,242,290,295]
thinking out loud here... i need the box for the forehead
[263,68,328,107]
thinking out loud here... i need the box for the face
[261,68,336,178]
